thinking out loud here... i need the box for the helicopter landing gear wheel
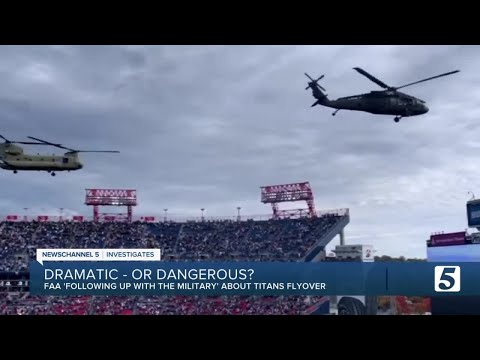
[394,116,402,123]
[332,109,340,116]
[51,172,56,177]
[13,170,17,174]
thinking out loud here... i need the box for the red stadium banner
[261,182,312,194]
[86,189,136,198]
[37,216,49,222]
[6,215,19,221]
[430,231,466,247]
[142,216,155,222]
[72,216,84,222]
[103,216,116,222]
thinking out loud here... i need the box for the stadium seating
[0,214,345,315]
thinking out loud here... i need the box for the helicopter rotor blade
[72,150,120,153]
[28,136,119,154]
[0,135,54,145]
[394,70,460,90]
[27,136,71,151]
[27,136,60,145]
[305,73,314,82]
[13,141,54,145]
[353,67,391,89]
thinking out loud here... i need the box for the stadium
[4,181,474,315]
[0,182,380,315]
[0,45,477,316]
[4,180,479,315]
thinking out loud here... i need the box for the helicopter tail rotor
[305,73,326,91]
[305,73,329,106]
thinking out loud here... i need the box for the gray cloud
[0,45,477,258]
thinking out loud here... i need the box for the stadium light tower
[163,209,168,222]
[59,208,64,222]
[260,182,317,219]
[237,207,241,222]
[85,189,137,222]
[23,208,28,222]
[201,208,205,221]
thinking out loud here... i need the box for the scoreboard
[467,199,480,228]
[0,271,29,292]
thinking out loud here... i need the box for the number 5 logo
[434,266,461,292]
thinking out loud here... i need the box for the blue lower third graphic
[28,261,480,296]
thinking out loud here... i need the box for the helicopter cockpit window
[62,158,69,164]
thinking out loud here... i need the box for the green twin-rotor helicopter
[0,135,119,176]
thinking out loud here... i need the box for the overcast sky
[0,45,478,258]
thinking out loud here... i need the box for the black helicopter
[305,67,460,122]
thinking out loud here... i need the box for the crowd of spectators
[1,294,323,315]
[0,214,344,315]
[136,295,323,315]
